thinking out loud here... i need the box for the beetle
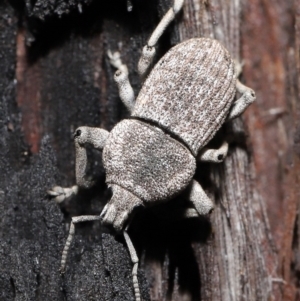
[48,1,256,300]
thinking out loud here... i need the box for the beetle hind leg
[156,181,213,221]
[107,50,135,112]
[138,0,185,76]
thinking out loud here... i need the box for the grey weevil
[48,0,256,300]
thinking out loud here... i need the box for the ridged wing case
[132,38,236,155]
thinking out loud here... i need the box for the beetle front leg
[198,141,228,163]
[138,0,185,76]
[48,127,109,203]
[107,50,135,112]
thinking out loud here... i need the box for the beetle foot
[107,50,128,75]
[47,185,78,203]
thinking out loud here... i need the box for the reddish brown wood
[240,0,299,299]
[16,29,42,154]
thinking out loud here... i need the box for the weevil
[48,0,256,300]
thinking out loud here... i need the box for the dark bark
[0,0,299,300]
[0,1,151,300]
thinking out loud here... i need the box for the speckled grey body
[101,38,236,205]
[50,36,256,230]
[133,38,236,155]
[49,28,256,301]
[103,119,196,203]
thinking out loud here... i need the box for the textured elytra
[103,119,196,203]
[132,38,236,155]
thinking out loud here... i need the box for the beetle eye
[74,129,81,138]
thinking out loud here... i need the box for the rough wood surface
[0,0,299,300]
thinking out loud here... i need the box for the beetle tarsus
[108,50,135,111]
[138,0,185,76]
[47,185,78,203]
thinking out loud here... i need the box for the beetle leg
[60,215,101,273]
[107,50,135,112]
[234,60,244,78]
[48,127,109,203]
[138,0,185,76]
[198,141,228,163]
[182,208,199,218]
[124,227,141,301]
[187,180,214,215]
[153,207,200,220]
[227,80,256,120]
[47,185,79,203]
